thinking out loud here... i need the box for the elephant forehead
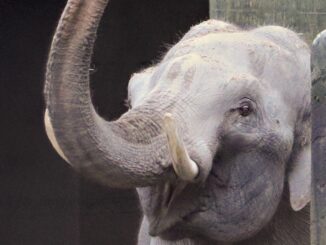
[150,54,210,91]
[129,54,262,107]
[185,33,308,99]
[156,55,256,98]
[165,32,278,62]
[130,30,308,109]
[164,54,201,80]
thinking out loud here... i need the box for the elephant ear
[288,101,311,211]
[288,146,311,211]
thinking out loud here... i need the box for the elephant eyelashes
[238,102,252,117]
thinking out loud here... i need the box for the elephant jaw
[144,180,207,241]
[148,181,189,237]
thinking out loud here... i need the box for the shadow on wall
[0,0,208,245]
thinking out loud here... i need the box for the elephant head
[44,0,311,243]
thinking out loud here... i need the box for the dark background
[0,1,208,244]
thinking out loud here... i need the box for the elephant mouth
[151,224,190,241]
[149,216,180,238]
[147,180,206,238]
[148,181,186,236]
[163,181,187,209]
[149,205,206,241]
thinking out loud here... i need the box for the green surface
[209,0,326,42]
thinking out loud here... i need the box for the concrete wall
[210,0,326,42]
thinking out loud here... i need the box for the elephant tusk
[44,109,70,164]
[163,113,199,181]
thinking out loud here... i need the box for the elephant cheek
[195,161,285,241]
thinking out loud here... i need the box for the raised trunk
[44,0,171,188]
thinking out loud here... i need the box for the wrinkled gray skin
[44,0,311,244]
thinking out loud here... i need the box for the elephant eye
[238,102,252,117]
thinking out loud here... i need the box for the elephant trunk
[44,0,174,188]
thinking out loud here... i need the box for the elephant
[43,0,311,244]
